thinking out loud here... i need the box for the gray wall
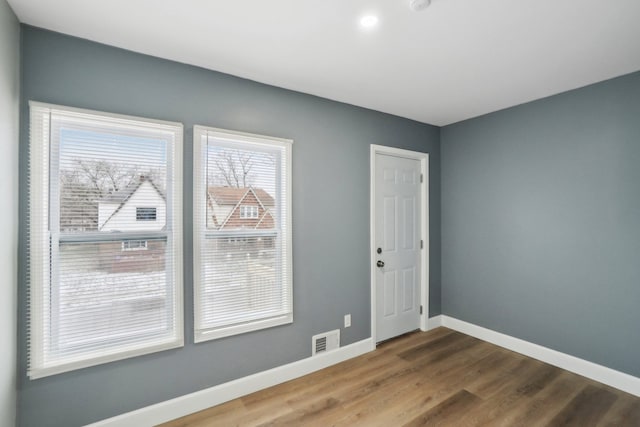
[0,1,19,426]
[18,26,441,427]
[441,71,640,377]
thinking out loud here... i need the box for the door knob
[377,260,385,268]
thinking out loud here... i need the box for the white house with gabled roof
[98,176,166,232]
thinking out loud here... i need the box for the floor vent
[312,329,340,356]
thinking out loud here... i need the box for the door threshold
[376,329,421,347]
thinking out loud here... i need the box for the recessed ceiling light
[360,15,379,29]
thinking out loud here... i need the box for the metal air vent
[312,329,340,355]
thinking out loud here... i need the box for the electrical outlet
[344,314,351,328]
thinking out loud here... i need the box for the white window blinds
[193,126,292,342]
[28,102,183,378]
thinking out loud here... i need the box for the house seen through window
[122,239,148,251]
[193,126,292,342]
[240,205,259,219]
[136,207,158,221]
[28,102,183,378]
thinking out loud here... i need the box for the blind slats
[193,126,293,342]
[28,102,183,378]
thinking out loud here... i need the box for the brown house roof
[207,186,276,230]
[207,186,275,207]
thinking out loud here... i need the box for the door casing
[370,144,429,344]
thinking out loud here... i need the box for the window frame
[239,205,259,219]
[28,101,184,379]
[136,207,158,221]
[122,239,149,251]
[193,125,293,343]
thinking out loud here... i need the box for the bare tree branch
[60,159,163,231]
[211,149,256,188]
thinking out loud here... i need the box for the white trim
[427,315,443,330]
[87,338,375,427]
[27,103,184,379]
[169,121,185,356]
[370,144,429,344]
[195,314,293,342]
[28,101,182,129]
[441,315,640,398]
[28,104,50,376]
[86,318,640,426]
[192,125,293,343]
[29,340,184,380]
[194,125,293,147]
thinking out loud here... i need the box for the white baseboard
[88,338,375,427]
[88,316,640,426]
[441,315,640,397]
[426,315,443,330]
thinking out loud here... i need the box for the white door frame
[370,144,429,344]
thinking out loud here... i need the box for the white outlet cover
[344,314,351,328]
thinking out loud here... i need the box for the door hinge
[420,173,424,183]
[420,305,423,315]
[420,240,424,249]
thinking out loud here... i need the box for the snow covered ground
[57,270,168,349]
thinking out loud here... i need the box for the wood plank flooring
[160,327,640,426]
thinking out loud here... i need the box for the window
[28,102,183,378]
[193,126,292,342]
[136,207,157,221]
[240,205,259,219]
[226,237,248,244]
[122,240,148,251]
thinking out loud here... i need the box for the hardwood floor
[160,327,640,426]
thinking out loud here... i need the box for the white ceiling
[8,0,640,126]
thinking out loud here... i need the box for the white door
[374,152,422,342]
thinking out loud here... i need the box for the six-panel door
[375,153,422,342]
